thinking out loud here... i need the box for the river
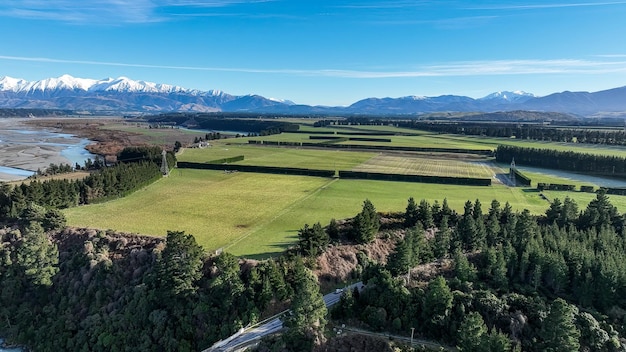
[0,339,22,352]
[0,118,96,182]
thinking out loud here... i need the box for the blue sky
[1,0,626,106]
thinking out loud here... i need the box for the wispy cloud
[467,1,626,10]
[0,0,276,24]
[2,55,626,78]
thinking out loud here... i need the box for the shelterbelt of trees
[0,146,176,222]
[495,145,626,178]
[397,119,626,146]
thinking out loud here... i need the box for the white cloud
[2,55,626,78]
[467,1,626,10]
[0,0,276,24]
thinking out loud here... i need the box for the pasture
[65,167,584,259]
[352,154,501,178]
[63,122,626,258]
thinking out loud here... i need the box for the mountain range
[1,74,626,117]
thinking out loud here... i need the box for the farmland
[62,121,626,258]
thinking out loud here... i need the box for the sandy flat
[0,118,74,182]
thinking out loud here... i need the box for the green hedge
[580,185,595,193]
[336,131,396,136]
[605,187,626,196]
[338,171,491,186]
[537,183,576,191]
[207,155,245,164]
[348,137,392,142]
[178,162,335,177]
[309,135,346,140]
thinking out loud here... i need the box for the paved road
[203,282,363,352]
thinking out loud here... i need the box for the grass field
[63,166,611,259]
[178,144,376,170]
[63,122,626,258]
[352,155,500,178]
[227,129,626,158]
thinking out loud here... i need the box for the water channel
[0,118,96,181]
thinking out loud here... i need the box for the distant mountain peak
[1,75,625,116]
[480,91,535,102]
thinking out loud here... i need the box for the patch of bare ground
[314,213,451,291]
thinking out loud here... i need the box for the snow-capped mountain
[480,91,535,103]
[0,74,225,96]
[1,74,626,116]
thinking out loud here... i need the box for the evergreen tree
[405,197,419,227]
[283,259,327,351]
[579,189,623,232]
[352,199,380,244]
[16,222,59,287]
[453,249,477,283]
[458,201,478,250]
[157,230,204,298]
[539,298,580,352]
[386,237,411,277]
[418,199,434,229]
[423,276,453,332]
[433,215,451,258]
[326,218,340,241]
[457,311,488,352]
[297,222,329,257]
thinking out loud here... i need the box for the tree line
[0,146,175,223]
[496,144,626,178]
[327,192,626,351]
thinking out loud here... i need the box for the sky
[1,0,626,106]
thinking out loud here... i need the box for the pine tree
[539,298,581,352]
[459,201,478,250]
[386,237,411,277]
[352,199,380,244]
[457,312,488,352]
[433,215,451,258]
[16,222,59,287]
[283,259,327,350]
[405,197,419,227]
[297,222,329,257]
[453,249,477,283]
[423,276,453,329]
[326,218,340,241]
[418,199,434,229]
[157,230,204,298]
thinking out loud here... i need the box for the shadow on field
[242,233,299,260]
[495,173,514,186]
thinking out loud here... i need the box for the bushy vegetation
[0,222,328,351]
[331,192,626,351]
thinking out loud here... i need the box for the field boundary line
[224,177,340,251]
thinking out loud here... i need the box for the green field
[64,166,610,259]
[353,155,500,178]
[179,145,376,170]
[63,123,626,258]
[227,129,626,157]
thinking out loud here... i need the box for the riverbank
[0,118,80,181]
[0,338,23,352]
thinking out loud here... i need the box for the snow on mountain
[268,97,296,105]
[0,74,213,95]
[480,91,535,102]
